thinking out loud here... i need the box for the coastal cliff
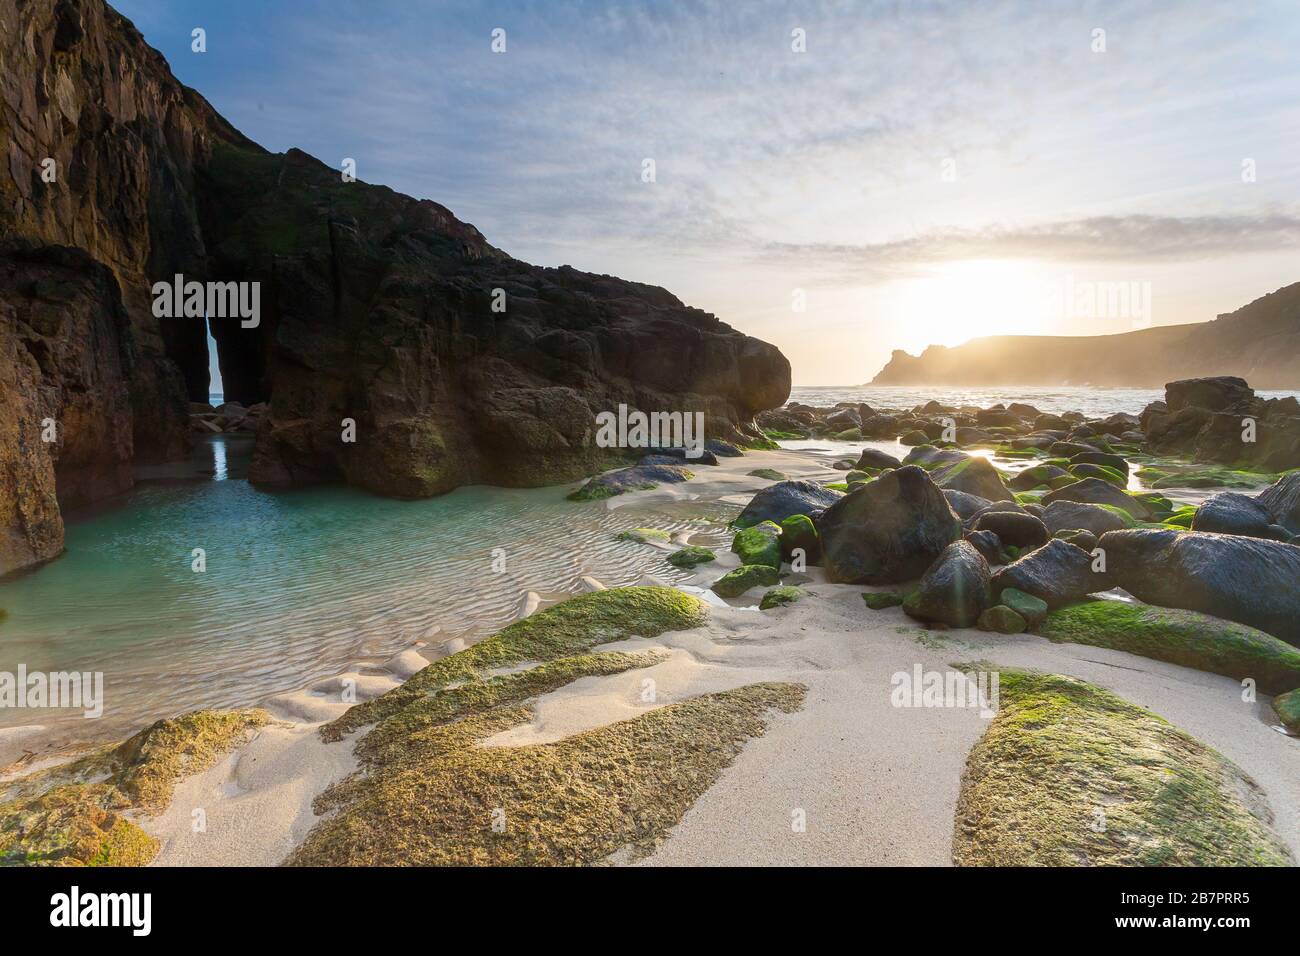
[870,283,1300,388]
[0,0,790,574]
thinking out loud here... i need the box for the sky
[115,0,1300,385]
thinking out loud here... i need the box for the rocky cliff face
[0,0,790,574]
[870,283,1300,387]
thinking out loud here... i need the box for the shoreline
[5,444,1296,866]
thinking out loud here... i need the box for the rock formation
[870,283,1300,387]
[0,0,790,574]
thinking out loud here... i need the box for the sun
[888,260,1051,354]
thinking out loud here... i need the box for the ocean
[789,385,1300,418]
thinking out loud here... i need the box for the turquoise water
[0,436,736,752]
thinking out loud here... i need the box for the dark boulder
[1165,376,1254,413]
[855,448,902,471]
[648,446,720,466]
[1099,528,1300,645]
[1257,471,1300,535]
[1191,493,1291,541]
[930,456,1015,502]
[1049,441,1101,458]
[825,407,862,430]
[1009,463,1069,491]
[1068,451,1129,475]
[902,445,968,470]
[990,539,1104,610]
[1041,478,1153,520]
[735,480,843,529]
[964,529,1005,565]
[1040,500,1129,537]
[973,511,1049,549]
[567,464,693,501]
[943,489,993,521]
[902,541,992,627]
[818,466,961,584]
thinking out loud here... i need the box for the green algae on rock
[862,591,904,610]
[759,586,806,610]
[615,528,671,544]
[288,658,805,866]
[953,670,1292,866]
[1273,688,1300,733]
[666,545,716,569]
[0,708,269,866]
[730,521,782,570]
[1042,600,1300,695]
[322,587,709,741]
[747,468,787,481]
[999,587,1048,630]
[711,564,781,598]
[976,605,1026,634]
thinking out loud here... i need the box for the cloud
[759,212,1300,283]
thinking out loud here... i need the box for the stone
[1041,478,1153,521]
[990,539,1103,610]
[818,466,962,584]
[711,564,781,598]
[901,541,991,627]
[972,511,1049,549]
[731,521,782,569]
[977,605,1027,634]
[734,480,843,529]
[1098,529,1300,646]
[999,587,1048,629]
[1040,500,1129,537]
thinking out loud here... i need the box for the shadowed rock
[903,541,991,627]
[1257,472,1300,535]
[990,539,1102,610]
[818,466,961,584]
[1099,529,1300,645]
[735,480,843,529]
[1041,500,1130,537]
[1192,493,1291,541]
[1041,477,1153,521]
[973,511,1049,549]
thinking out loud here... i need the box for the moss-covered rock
[953,670,1292,866]
[1000,587,1048,630]
[862,591,904,610]
[759,586,807,610]
[731,521,782,569]
[778,513,820,564]
[901,430,930,445]
[711,565,781,598]
[0,708,269,866]
[289,655,805,866]
[1069,463,1126,487]
[976,605,1026,634]
[323,587,709,740]
[667,545,716,569]
[615,527,671,544]
[747,468,786,481]
[1042,601,1300,694]
[1273,688,1300,733]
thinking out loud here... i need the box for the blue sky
[116,0,1300,384]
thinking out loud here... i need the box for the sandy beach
[118,447,1299,866]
